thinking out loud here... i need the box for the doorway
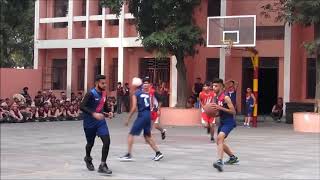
[242,57,279,115]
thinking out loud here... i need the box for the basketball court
[1,116,319,179]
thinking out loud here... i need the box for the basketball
[132,77,142,87]
[203,103,218,117]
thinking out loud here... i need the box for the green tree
[262,0,320,107]
[0,0,35,68]
[102,0,204,107]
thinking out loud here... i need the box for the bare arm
[213,96,236,115]
[251,94,256,106]
[125,95,137,126]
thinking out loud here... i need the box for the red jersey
[199,91,215,107]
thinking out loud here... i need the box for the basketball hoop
[222,40,233,56]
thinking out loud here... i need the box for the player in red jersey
[199,81,216,142]
[149,83,166,140]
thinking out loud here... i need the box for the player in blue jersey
[80,75,113,175]
[119,77,164,162]
[211,78,239,172]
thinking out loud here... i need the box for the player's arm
[125,95,137,126]
[199,94,205,108]
[251,94,256,107]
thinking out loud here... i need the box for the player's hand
[211,103,221,111]
[125,119,130,126]
[93,112,105,120]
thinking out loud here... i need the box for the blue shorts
[130,111,151,136]
[218,118,236,138]
[246,107,253,117]
[84,123,109,144]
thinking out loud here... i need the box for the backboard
[207,15,256,48]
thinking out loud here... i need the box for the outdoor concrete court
[1,114,320,179]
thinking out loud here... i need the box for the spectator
[186,95,196,108]
[159,82,169,107]
[21,87,32,105]
[42,91,49,102]
[36,106,47,122]
[9,103,24,123]
[271,97,283,123]
[0,102,10,122]
[19,102,32,122]
[244,88,256,128]
[225,80,238,113]
[48,105,59,121]
[192,77,203,108]
[29,103,37,121]
[34,91,43,107]
[66,104,78,120]
[77,92,83,101]
[5,98,11,107]
[43,102,50,115]
[48,90,54,99]
[74,103,80,117]
[60,91,67,102]
[116,82,124,114]
[71,92,77,102]
[123,82,130,112]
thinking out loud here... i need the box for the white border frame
[223,30,239,44]
[206,15,256,48]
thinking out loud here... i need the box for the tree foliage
[0,0,35,68]
[101,0,204,106]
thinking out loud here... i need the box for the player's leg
[144,117,164,161]
[213,131,226,172]
[97,125,112,174]
[83,128,96,171]
[210,121,215,142]
[154,117,166,140]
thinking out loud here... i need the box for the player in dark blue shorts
[80,75,113,175]
[211,78,239,172]
[119,77,164,162]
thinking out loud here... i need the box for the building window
[78,59,85,90]
[109,58,118,91]
[94,58,101,79]
[139,58,170,85]
[306,58,316,99]
[109,20,119,26]
[207,0,221,17]
[52,59,67,90]
[206,58,219,81]
[53,0,68,28]
[256,26,284,40]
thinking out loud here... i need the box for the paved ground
[1,114,320,179]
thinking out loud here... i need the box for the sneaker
[161,129,167,140]
[98,164,112,175]
[119,153,133,162]
[225,156,239,165]
[153,152,164,161]
[84,156,95,171]
[210,137,215,142]
[213,160,223,172]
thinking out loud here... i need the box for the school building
[0,0,316,115]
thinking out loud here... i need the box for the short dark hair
[117,82,122,85]
[212,78,224,84]
[143,76,150,83]
[204,81,211,86]
[230,80,235,84]
[95,75,106,82]
[23,87,28,90]
[125,82,129,86]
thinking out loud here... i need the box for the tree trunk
[315,23,320,112]
[175,51,188,107]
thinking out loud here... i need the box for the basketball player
[211,78,239,172]
[149,83,166,140]
[80,75,113,175]
[120,77,164,161]
[199,81,216,142]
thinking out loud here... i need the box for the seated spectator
[29,103,37,121]
[19,102,32,122]
[0,102,10,123]
[21,87,32,105]
[186,96,196,108]
[77,92,83,101]
[66,104,79,120]
[43,102,50,115]
[48,90,54,99]
[34,91,43,107]
[71,92,77,102]
[60,91,67,102]
[9,103,24,123]
[74,103,81,118]
[5,98,11,106]
[48,105,60,121]
[42,91,49,102]
[36,106,47,122]
[271,97,283,123]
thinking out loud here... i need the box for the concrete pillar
[67,0,73,39]
[170,56,178,107]
[117,5,125,83]
[84,48,88,92]
[219,0,227,80]
[283,23,292,114]
[34,0,40,69]
[67,48,73,97]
